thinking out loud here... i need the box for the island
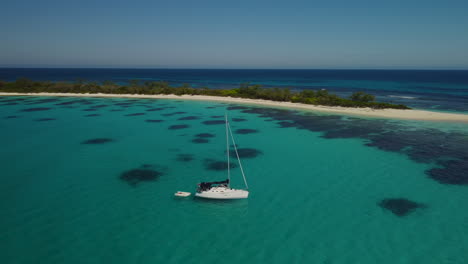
[2,78,468,122]
[0,79,409,108]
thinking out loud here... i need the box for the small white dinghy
[174,191,191,197]
[195,115,249,200]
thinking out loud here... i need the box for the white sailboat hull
[195,187,249,199]
[194,116,250,200]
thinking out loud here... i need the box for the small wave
[388,95,417,99]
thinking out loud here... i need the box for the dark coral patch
[232,118,247,122]
[426,159,468,185]
[204,159,238,171]
[84,114,100,117]
[228,148,263,158]
[235,129,259,134]
[177,154,194,162]
[192,138,209,144]
[277,121,297,128]
[378,198,426,217]
[145,119,164,123]
[169,124,190,130]
[55,99,87,106]
[211,115,223,118]
[227,105,249,110]
[162,111,187,116]
[83,108,97,111]
[178,116,200,121]
[206,106,216,109]
[195,133,215,138]
[81,138,114,144]
[146,107,166,111]
[55,101,74,106]
[35,118,56,122]
[119,169,162,186]
[211,105,468,188]
[1,98,27,103]
[241,107,298,119]
[20,107,51,112]
[27,98,60,104]
[4,115,19,119]
[2,102,18,105]
[114,102,134,106]
[125,113,145,116]
[91,104,108,108]
[202,120,225,125]
[110,109,124,112]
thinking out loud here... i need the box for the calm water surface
[1,95,468,264]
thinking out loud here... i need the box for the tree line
[0,78,410,109]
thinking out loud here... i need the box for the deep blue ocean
[1,68,467,112]
[1,69,468,263]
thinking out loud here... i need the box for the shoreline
[2,92,468,123]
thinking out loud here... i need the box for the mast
[227,121,248,190]
[225,114,230,188]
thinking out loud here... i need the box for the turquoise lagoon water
[1,96,468,264]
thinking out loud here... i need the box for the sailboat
[195,115,249,199]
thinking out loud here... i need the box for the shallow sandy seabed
[2,92,468,123]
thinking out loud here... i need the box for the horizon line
[1,67,468,71]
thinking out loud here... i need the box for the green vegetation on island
[0,78,410,109]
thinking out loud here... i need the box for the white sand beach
[2,92,468,123]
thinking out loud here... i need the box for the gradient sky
[1,0,468,69]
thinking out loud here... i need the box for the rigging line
[225,114,230,187]
[227,121,248,190]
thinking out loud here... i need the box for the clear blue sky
[1,0,468,69]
